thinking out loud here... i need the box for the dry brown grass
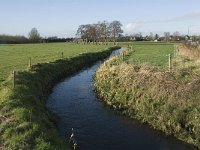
[177,44,200,61]
[95,56,200,148]
[101,58,200,103]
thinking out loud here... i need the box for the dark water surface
[46,49,192,150]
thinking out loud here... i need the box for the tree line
[1,25,199,44]
[0,28,74,44]
[0,35,29,44]
[0,28,41,44]
[118,32,200,42]
[76,20,123,44]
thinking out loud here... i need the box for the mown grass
[94,44,200,149]
[0,42,173,84]
[0,46,120,150]
[0,43,111,83]
[119,42,174,67]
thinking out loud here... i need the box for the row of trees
[0,28,41,44]
[0,28,75,44]
[43,36,74,43]
[76,21,193,43]
[118,31,195,42]
[76,20,123,44]
[0,35,29,44]
[1,26,199,44]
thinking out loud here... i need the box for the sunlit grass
[123,42,174,67]
[0,42,111,83]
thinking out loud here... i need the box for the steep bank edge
[94,55,200,149]
[0,46,120,150]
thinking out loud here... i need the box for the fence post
[29,57,32,68]
[168,54,171,70]
[13,70,16,88]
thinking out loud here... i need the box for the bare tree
[155,34,159,40]
[149,32,154,41]
[76,20,123,44]
[164,32,170,42]
[109,20,123,44]
[76,25,87,39]
[99,21,110,43]
[173,31,180,41]
[28,28,41,43]
[132,32,143,41]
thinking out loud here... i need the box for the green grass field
[0,42,174,84]
[121,42,174,67]
[0,43,111,83]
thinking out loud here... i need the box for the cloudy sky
[0,0,200,37]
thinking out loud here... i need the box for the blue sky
[0,0,200,37]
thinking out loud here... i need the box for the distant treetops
[28,27,41,43]
[0,28,41,44]
[0,27,74,44]
[76,20,123,43]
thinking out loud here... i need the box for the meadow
[121,42,174,67]
[0,43,111,83]
[0,42,174,84]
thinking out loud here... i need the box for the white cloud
[173,11,200,22]
[132,12,200,24]
[122,12,200,35]
[123,23,141,34]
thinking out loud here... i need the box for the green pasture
[0,43,111,83]
[0,42,175,83]
[120,42,174,67]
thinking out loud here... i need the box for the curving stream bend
[46,49,193,150]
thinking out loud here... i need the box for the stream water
[46,49,192,150]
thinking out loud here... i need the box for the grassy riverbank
[94,45,200,149]
[0,46,120,149]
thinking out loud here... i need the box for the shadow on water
[46,49,195,150]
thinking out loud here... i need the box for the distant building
[185,35,191,41]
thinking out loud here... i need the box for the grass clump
[0,46,120,149]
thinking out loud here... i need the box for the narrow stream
[46,49,192,150]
